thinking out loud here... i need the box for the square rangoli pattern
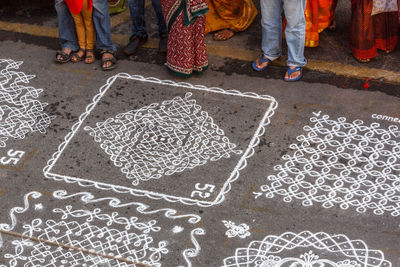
[255,113,400,216]
[44,74,277,207]
[84,93,242,186]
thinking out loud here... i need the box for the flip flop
[284,66,303,82]
[252,54,271,72]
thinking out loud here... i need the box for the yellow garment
[71,0,96,50]
[205,0,258,34]
[304,0,337,47]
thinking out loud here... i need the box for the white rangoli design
[221,231,391,267]
[222,220,250,239]
[84,92,242,186]
[0,191,205,267]
[0,59,55,147]
[44,73,278,207]
[254,113,400,216]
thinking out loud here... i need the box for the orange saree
[205,0,257,34]
[305,0,337,47]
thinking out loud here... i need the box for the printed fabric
[161,0,209,77]
[372,0,398,15]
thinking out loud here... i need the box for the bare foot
[213,29,234,41]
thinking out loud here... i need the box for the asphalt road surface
[0,4,400,267]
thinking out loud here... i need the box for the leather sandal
[71,48,85,63]
[85,49,95,64]
[55,50,72,63]
[100,50,117,71]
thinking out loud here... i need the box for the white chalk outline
[43,73,278,207]
[0,190,205,267]
[221,231,391,267]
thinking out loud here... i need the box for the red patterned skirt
[350,0,399,60]
[161,0,209,77]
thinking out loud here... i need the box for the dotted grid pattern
[0,59,55,147]
[221,231,391,267]
[84,92,242,186]
[255,114,400,216]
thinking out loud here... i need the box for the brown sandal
[85,49,95,64]
[213,29,235,41]
[71,48,85,63]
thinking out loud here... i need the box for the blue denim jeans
[260,0,307,67]
[55,0,116,51]
[127,0,167,38]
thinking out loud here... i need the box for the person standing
[55,0,118,70]
[65,0,96,64]
[123,0,168,55]
[160,0,209,77]
[252,0,307,81]
[350,0,399,62]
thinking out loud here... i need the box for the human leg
[127,0,148,38]
[70,13,86,62]
[81,0,96,63]
[71,13,86,49]
[92,0,117,52]
[55,0,78,62]
[151,0,168,52]
[151,0,167,37]
[124,0,148,55]
[92,0,117,69]
[283,0,306,80]
[255,0,283,70]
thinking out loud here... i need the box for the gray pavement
[0,39,399,266]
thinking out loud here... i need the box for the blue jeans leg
[151,0,167,38]
[92,0,117,51]
[283,0,307,67]
[127,0,147,38]
[260,0,283,61]
[55,0,78,51]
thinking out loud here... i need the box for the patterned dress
[161,0,209,77]
[350,0,399,60]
